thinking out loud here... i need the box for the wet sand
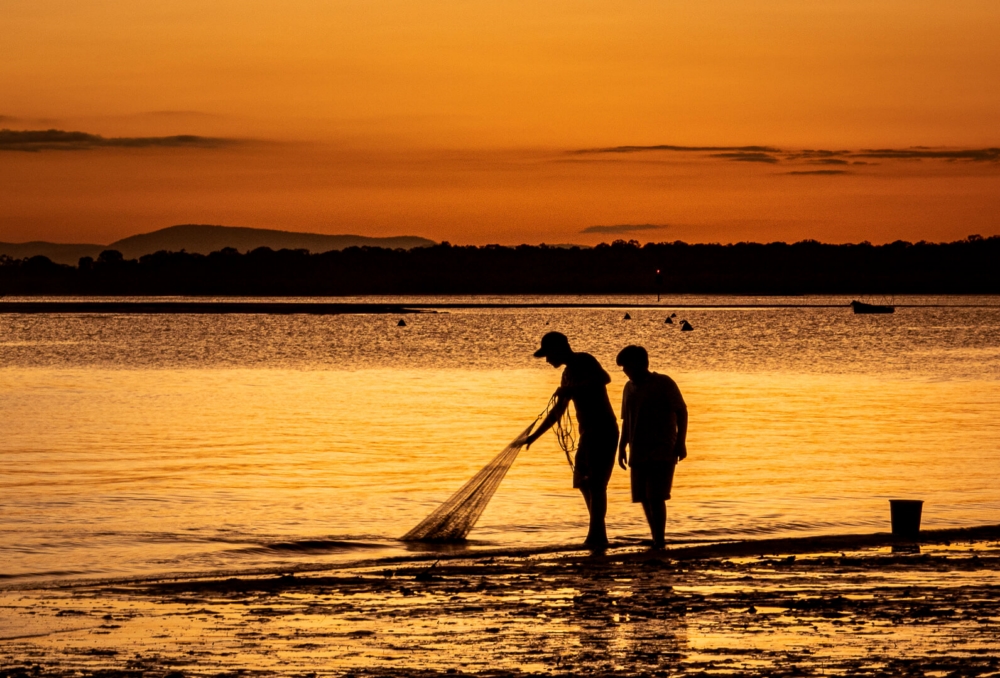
[2,525,999,677]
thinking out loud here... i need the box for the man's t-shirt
[559,352,617,437]
[621,372,686,464]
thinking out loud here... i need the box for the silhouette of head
[534,331,572,367]
[616,345,650,381]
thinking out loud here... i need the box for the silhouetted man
[525,332,619,549]
[616,345,688,550]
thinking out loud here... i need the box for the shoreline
[6,524,996,593]
[4,523,996,588]
[3,524,999,676]
[3,300,999,315]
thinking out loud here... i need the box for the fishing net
[402,394,577,543]
[552,395,576,471]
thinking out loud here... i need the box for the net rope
[552,394,577,471]
[401,393,577,542]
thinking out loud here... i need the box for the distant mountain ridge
[0,225,436,264]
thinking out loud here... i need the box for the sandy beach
[3,524,998,677]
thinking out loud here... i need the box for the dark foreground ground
[2,525,999,678]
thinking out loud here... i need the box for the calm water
[2,296,999,582]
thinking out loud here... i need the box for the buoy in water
[397,319,407,327]
[623,312,632,320]
[680,320,693,331]
[665,317,673,324]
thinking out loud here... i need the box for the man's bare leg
[642,499,667,549]
[583,487,609,548]
[641,500,653,531]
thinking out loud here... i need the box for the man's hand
[675,441,687,461]
[618,444,629,470]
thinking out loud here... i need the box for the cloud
[785,170,851,175]
[581,224,669,234]
[710,152,780,163]
[572,144,782,154]
[854,147,1000,162]
[570,144,1000,166]
[0,128,240,152]
[788,147,999,163]
[783,149,851,161]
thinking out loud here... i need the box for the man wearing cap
[525,332,619,548]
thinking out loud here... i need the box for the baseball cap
[533,331,570,358]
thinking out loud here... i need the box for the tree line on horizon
[1,236,997,295]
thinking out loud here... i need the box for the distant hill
[0,225,436,264]
[107,225,436,259]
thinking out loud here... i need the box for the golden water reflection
[2,365,999,581]
[2,301,999,581]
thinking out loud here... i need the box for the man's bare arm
[675,405,688,461]
[617,404,630,470]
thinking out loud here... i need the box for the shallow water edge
[2,524,999,677]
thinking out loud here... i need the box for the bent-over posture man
[525,332,619,549]
[616,345,688,550]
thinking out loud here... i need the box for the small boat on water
[851,300,895,314]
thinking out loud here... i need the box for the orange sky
[2,1,999,245]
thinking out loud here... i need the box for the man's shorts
[630,457,677,503]
[572,429,618,491]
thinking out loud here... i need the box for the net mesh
[401,394,577,543]
[401,422,535,542]
[553,396,577,471]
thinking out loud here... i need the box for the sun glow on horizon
[2,1,999,244]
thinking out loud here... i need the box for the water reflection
[1,299,999,581]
